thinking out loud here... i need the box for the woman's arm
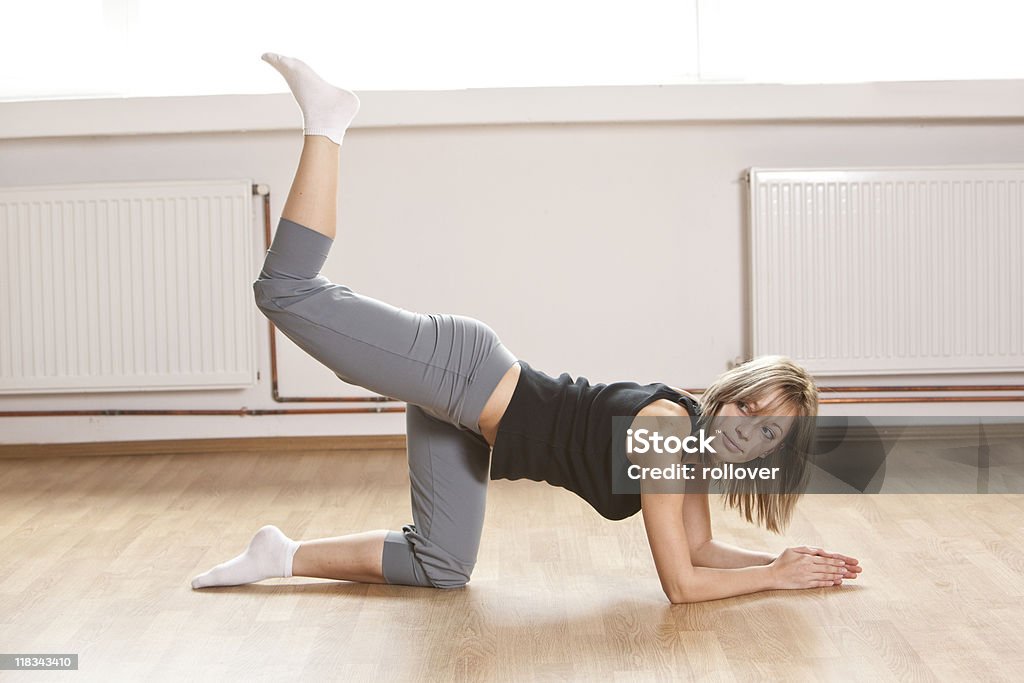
[692,539,776,568]
[632,404,846,602]
[641,491,780,603]
[679,477,858,575]
[672,445,773,569]
[641,492,848,602]
[681,484,861,576]
[681,488,777,568]
[634,405,773,600]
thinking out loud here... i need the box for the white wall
[2,82,1023,446]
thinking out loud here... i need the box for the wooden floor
[1,446,1023,682]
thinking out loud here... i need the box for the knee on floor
[418,552,476,589]
[425,564,473,589]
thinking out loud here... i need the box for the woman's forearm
[669,564,777,603]
[691,539,777,569]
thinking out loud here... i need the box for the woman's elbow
[664,585,693,604]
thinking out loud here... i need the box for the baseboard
[0,435,407,459]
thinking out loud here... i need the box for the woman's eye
[738,402,747,413]
[761,426,776,440]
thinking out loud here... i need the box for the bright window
[0,0,699,100]
[2,0,1023,101]
[699,0,1024,83]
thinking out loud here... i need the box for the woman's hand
[769,546,861,589]
[790,545,862,581]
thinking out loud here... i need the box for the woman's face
[706,389,798,465]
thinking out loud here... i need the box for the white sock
[191,525,301,589]
[261,52,360,146]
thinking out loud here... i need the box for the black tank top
[489,360,702,521]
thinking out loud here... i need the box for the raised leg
[261,51,361,239]
[190,54,509,594]
[282,136,341,240]
[255,52,516,432]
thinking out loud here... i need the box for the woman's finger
[812,564,845,577]
[802,547,859,565]
[831,553,859,565]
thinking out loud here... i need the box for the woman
[191,53,862,602]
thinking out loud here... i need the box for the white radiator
[0,179,257,394]
[749,165,1024,376]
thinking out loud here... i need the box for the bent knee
[252,276,332,313]
[426,564,474,589]
[252,278,283,313]
[383,530,477,589]
[420,553,476,589]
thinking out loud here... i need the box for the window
[699,0,1024,84]
[0,0,699,100]
[2,0,1023,101]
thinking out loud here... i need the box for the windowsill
[2,79,1024,140]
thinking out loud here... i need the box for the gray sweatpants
[252,218,518,589]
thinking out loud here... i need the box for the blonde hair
[696,355,818,534]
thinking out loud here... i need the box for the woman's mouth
[722,433,742,454]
